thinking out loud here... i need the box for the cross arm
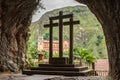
[50,14,73,20]
[44,20,80,28]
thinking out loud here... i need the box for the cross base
[49,57,69,64]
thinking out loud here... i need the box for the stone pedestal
[50,57,69,64]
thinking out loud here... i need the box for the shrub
[73,47,96,64]
[41,50,49,59]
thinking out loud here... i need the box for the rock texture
[0,74,107,80]
[0,0,39,72]
[76,0,120,80]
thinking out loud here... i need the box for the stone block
[49,57,69,64]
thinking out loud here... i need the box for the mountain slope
[30,5,108,59]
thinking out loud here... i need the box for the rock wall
[0,0,39,72]
[76,0,120,80]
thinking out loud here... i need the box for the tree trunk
[0,0,39,72]
[76,0,120,80]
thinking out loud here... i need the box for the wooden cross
[44,11,80,64]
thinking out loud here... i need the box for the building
[38,40,69,53]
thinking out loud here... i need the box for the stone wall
[0,0,39,72]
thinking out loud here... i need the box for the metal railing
[95,70,108,76]
[81,62,109,76]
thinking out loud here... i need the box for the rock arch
[0,0,39,72]
[0,0,120,80]
[76,0,120,80]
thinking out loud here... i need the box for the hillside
[29,5,108,59]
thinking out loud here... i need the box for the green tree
[27,41,38,59]
[73,47,96,65]
[27,24,39,66]
[96,35,103,46]
[43,33,49,40]
[41,50,49,59]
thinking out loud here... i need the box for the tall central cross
[44,11,80,64]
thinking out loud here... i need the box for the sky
[32,0,85,22]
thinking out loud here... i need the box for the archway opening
[28,1,109,76]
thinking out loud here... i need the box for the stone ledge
[49,57,69,64]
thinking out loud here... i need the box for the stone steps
[39,64,80,67]
[31,66,88,72]
[22,69,93,76]
[22,64,93,76]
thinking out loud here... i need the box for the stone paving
[0,74,107,80]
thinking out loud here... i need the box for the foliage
[28,53,34,66]
[63,50,70,57]
[43,32,59,40]
[63,47,96,64]
[53,52,59,57]
[27,23,39,66]
[73,47,96,64]
[41,50,49,59]
[43,33,49,40]
[31,6,108,59]
[96,35,103,46]
[27,39,38,59]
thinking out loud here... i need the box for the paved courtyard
[0,74,107,80]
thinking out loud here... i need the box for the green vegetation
[63,47,96,65]
[27,40,38,59]
[41,50,49,59]
[73,47,96,64]
[27,23,39,66]
[27,5,108,65]
[36,6,107,59]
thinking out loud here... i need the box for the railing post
[92,62,95,70]
[92,62,96,76]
